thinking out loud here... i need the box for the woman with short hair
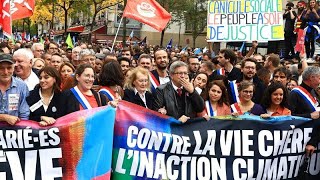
[231,81,265,116]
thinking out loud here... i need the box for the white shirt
[134,88,147,108]
[159,76,170,85]
[171,82,183,93]
[23,71,39,91]
[39,89,54,112]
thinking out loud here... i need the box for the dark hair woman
[200,81,231,119]
[260,82,291,118]
[98,61,125,102]
[26,66,64,126]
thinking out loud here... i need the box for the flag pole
[111,16,123,52]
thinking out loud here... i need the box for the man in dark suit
[153,61,204,122]
[288,66,320,156]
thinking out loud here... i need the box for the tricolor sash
[229,80,240,103]
[304,22,320,41]
[292,86,318,111]
[205,100,215,117]
[149,72,160,92]
[99,87,115,101]
[231,103,242,115]
[216,68,225,76]
[70,86,92,109]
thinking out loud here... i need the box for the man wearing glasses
[31,43,45,58]
[153,61,204,122]
[0,54,29,125]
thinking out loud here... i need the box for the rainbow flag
[0,106,115,179]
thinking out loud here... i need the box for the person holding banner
[260,82,291,118]
[301,0,320,60]
[231,81,265,116]
[123,67,154,109]
[26,67,64,126]
[289,66,320,119]
[153,61,204,122]
[201,81,231,119]
[0,53,29,125]
[63,64,107,115]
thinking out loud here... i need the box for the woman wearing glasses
[123,67,154,109]
[63,64,107,114]
[231,81,265,116]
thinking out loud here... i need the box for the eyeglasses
[242,90,254,94]
[174,72,188,75]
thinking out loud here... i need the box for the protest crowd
[1,0,320,175]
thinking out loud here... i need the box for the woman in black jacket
[123,67,154,109]
[26,66,64,126]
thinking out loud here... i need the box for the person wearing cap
[0,53,30,125]
[283,2,297,59]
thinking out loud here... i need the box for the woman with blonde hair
[123,66,154,109]
[32,58,45,70]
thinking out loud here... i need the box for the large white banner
[207,0,285,42]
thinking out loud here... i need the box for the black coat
[235,75,266,104]
[62,89,107,115]
[288,82,316,118]
[153,82,204,119]
[26,88,65,122]
[209,67,242,82]
[123,89,154,110]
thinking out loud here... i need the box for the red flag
[0,0,35,38]
[11,0,35,20]
[123,0,171,32]
[0,0,12,38]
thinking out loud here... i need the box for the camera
[288,6,292,10]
